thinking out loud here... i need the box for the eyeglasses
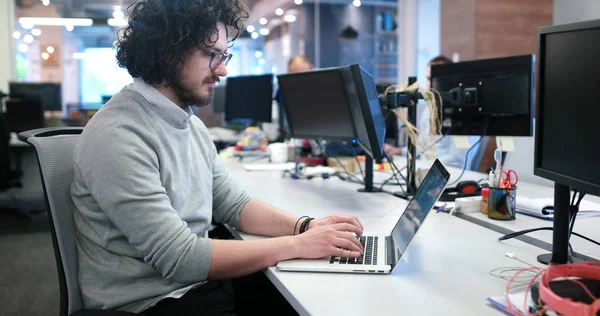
[201,49,233,70]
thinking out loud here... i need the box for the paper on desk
[242,162,296,171]
[487,291,533,315]
[452,136,472,149]
[516,196,600,220]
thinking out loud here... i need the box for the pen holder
[487,186,517,220]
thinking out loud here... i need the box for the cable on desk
[381,151,409,196]
[499,227,600,248]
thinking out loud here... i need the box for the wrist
[277,236,301,262]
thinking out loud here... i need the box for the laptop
[276,159,450,274]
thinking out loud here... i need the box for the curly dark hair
[116,0,248,85]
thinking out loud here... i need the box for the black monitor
[212,85,226,113]
[5,100,45,133]
[277,64,386,161]
[9,82,62,112]
[224,74,273,123]
[431,55,534,136]
[534,19,600,265]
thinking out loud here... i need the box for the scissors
[500,170,518,188]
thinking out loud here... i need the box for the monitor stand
[357,155,381,193]
[537,182,584,265]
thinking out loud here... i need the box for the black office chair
[18,128,136,316]
[0,112,22,191]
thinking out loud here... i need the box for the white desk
[397,158,600,260]
[222,159,551,315]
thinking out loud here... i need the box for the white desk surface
[222,158,555,315]
[403,158,600,259]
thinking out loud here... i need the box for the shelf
[377,64,397,69]
[376,52,397,56]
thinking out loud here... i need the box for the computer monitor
[534,19,600,264]
[277,64,386,161]
[224,74,273,123]
[9,82,62,112]
[212,85,226,113]
[5,100,45,133]
[431,55,534,136]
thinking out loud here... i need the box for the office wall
[303,3,376,75]
[441,0,552,61]
[0,0,15,93]
[554,0,600,24]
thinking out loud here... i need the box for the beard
[170,74,217,108]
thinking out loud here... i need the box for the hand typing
[293,226,363,259]
[308,214,364,236]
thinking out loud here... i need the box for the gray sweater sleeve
[77,124,213,284]
[211,151,251,229]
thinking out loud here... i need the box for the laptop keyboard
[329,236,378,265]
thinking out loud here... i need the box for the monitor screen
[390,160,449,264]
[431,55,534,136]
[534,22,600,196]
[224,74,273,123]
[277,69,357,140]
[9,82,62,112]
[277,64,386,159]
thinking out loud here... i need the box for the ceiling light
[19,17,93,27]
[108,18,128,27]
[255,51,263,58]
[258,58,265,65]
[284,15,297,23]
[353,0,361,7]
[251,32,259,39]
[42,0,50,6]
[259,28,270,36]
[113,9,124,20]
[23,34,34,43]
[46,46,55,54]
[13,31,21,40]
[31,28,42,36]
[246,25,255,33]
[18,43,28,53]
[294,0,303,4]
[259,18,268,25]
[21,22,34,29]
[275,8,284,16]
[41,52,50,60]
[65,25,74,32]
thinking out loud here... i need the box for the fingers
[335,232,363,252]
[332,223,363,236]
[333,246,362,258]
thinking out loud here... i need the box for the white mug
[268,143,289,164]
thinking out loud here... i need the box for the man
[287,55,313,73]
[71,0,363,314]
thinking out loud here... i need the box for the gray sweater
[71,84,250,312]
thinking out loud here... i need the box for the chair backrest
[19,127,84,316]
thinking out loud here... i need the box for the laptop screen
[390,160,449,265]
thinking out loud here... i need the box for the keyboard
[329,236,378,265]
